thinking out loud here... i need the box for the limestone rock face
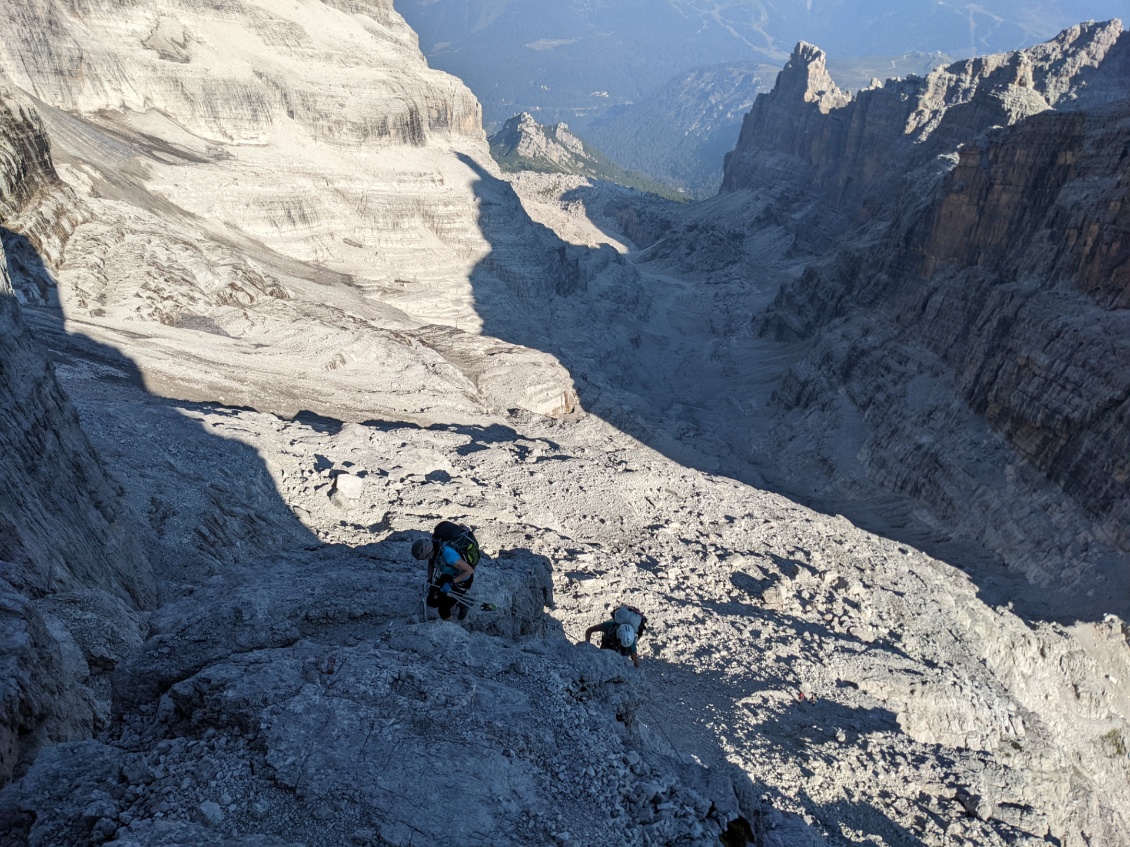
[907,108,1130,310]
[0,84,86,298]
[1,6,1129,847]
[0,83,154,597]
[897,107,1130,542]
[760,75,1130,577]
[0,0,481,147]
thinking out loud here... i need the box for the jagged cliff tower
[718,22,1130,605]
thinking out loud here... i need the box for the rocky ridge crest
[722,21,1125,239]
[490,113,589,171]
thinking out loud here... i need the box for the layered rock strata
[0,0,636,422]
[1,0,482,147]
[898,107,1130,541]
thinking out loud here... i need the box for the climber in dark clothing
[411,522,479,621]
[585,618,642,668]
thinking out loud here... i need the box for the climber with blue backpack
[411,521,481,621]
[585,604,648,668]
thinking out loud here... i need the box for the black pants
[427,573,474,620]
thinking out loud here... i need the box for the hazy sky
[393,1,1130,127]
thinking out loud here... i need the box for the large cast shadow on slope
[455,156,1128,626]
[5,229,775,836]
[3,229,321,593]
[638,651,936,845]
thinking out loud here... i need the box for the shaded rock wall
[901,107,1130,548]
[763,89,1130,558]
[0,85,154,785]
[908,108,1130,309]
[0,82,85,303]
[0,83,154,607]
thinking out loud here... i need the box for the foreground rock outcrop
[3,532,746,847]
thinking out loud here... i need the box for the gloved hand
[439,582,452,594]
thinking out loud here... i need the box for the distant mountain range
[488,112,686,199]
[580,62,771,199]
[395,0,1129,194]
